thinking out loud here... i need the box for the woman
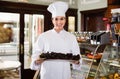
[30,1,81,79]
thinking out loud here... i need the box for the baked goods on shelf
[77,37,88,43]
[87,53,102,59]
[39,52,80,60]
[108,74,114,79]
[114,73,120,79]
[0,26,13,43]
[100,72,120,79]
[100,76,107,79]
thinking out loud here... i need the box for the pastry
[100,76,107,79]
[114,73,119,79]
[108,74,114,79]
[87,53,102,59]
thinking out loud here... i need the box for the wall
[78,0,107,11]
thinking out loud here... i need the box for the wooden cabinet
[105,0,120,19]
[104,5,120,19]
[108,0,120,5]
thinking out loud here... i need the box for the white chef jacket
[30,29,80,79]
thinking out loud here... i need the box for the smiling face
[52,16,66,33]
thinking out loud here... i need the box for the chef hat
[47,1,68,18]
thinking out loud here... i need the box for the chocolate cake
[39,52,80,60]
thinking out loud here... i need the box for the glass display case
[95,45,120,79]
[71,44,120,79]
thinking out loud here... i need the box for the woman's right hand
[35,57,45,65]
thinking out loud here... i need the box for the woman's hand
[35,57,45,65]
[70,60,80,64]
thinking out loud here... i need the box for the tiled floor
[0,70,20,79]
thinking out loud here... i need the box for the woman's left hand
[70,60,79,64]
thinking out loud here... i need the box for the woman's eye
[60,18,64,20]
[55,18,58,21]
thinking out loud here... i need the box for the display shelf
[109,63,120,67]
[79,43,98,53]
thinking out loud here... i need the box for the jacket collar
[52,29,65,34]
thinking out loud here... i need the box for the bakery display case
[94,45,120,79]
[71,44,120,79]
[71,44,105,79]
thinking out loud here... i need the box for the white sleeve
[30,36,44,70]
[71,36,83,70]
[71,36,81,56]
